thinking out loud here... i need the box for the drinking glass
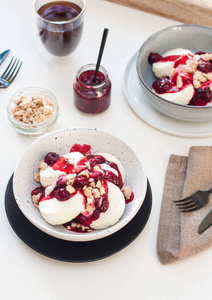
[33,0,86,58]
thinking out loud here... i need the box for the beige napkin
[157,146,212,264]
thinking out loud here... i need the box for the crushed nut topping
[83,186,93,198]
[66,184,76,194]
[177,53,212,90]
[121,185,132,200]
[39,160,47,170]
[32,193,41,208]
[33,172,40,182]
[92,188,101,198]
[193,70,208,83]
[176,75,183,88]
[11,94,54,124]
[200,53,212,61]
[96,180,102,189]
[78,169,90,178]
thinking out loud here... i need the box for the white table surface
[1,0,212,299]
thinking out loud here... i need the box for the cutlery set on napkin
[157,146,212,264]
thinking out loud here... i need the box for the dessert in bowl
[13,128,147,241]
[136,24,212,122]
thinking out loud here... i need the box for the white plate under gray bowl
[13,128,147,242]
[123,53,212,138]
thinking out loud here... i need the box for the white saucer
[123,53,212,138]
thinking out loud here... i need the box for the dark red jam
[37,1,83,56]
[31,144,132,232]
[73,66,111,114]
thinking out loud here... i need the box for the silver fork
[173,188,212,212]
[0,57,23,88]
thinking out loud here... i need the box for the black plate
[5,175,152,263]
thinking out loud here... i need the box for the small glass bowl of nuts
[7,87,59,137]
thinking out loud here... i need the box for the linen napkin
[157,146,212,264]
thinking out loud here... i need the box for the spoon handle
[93,28,109,84]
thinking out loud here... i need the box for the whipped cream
[152,48,193,78]
[90,181,125,230]
[39,191,84,225]
[32,145,133,232]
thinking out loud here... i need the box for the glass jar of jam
[73,64,111,114]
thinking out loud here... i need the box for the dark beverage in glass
[34,0,85,57]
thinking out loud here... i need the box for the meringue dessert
[31,144,134,232]
[148,48,212,106]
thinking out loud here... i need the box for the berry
[148,52,162,64]
[44,152,59,166]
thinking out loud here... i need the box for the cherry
[152,77,173,94]
[97,196,109,213]
[31,186,44,197]
[148,52,162,64]
[44,152,59,166]
[73,176,89,190]
[88,155,106,168]
[197,60,212,73]
[189,88,212,106]
[53,187,71,201]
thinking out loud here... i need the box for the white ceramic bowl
[136,24,212,122]
[13,128,147,242]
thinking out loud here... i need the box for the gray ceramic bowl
[136,24,212,122]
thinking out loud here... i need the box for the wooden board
[107,0,212,26]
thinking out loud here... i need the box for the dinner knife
[198,209,212,234]
[0,49,10,64]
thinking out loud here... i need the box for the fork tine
[173,196,193,203]
[174,199,194,206]
[8,60,23,83]
[180,206,200,213]
[1,57,14,78]
[3,58,18,80]
[177,202,198,210]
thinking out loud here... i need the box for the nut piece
[66,185,76,194]
[33,172,40,182]
[78,169,90,178]
[39,160,47,170]
[83,186,93,198]
[66,173,76,185]
[32,193,41,208]
[200,53,212,61]
[92,188,101,198]
[121,185,132,200]
[176,75,183,89]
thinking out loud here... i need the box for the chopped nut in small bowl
[7,87,59,137]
